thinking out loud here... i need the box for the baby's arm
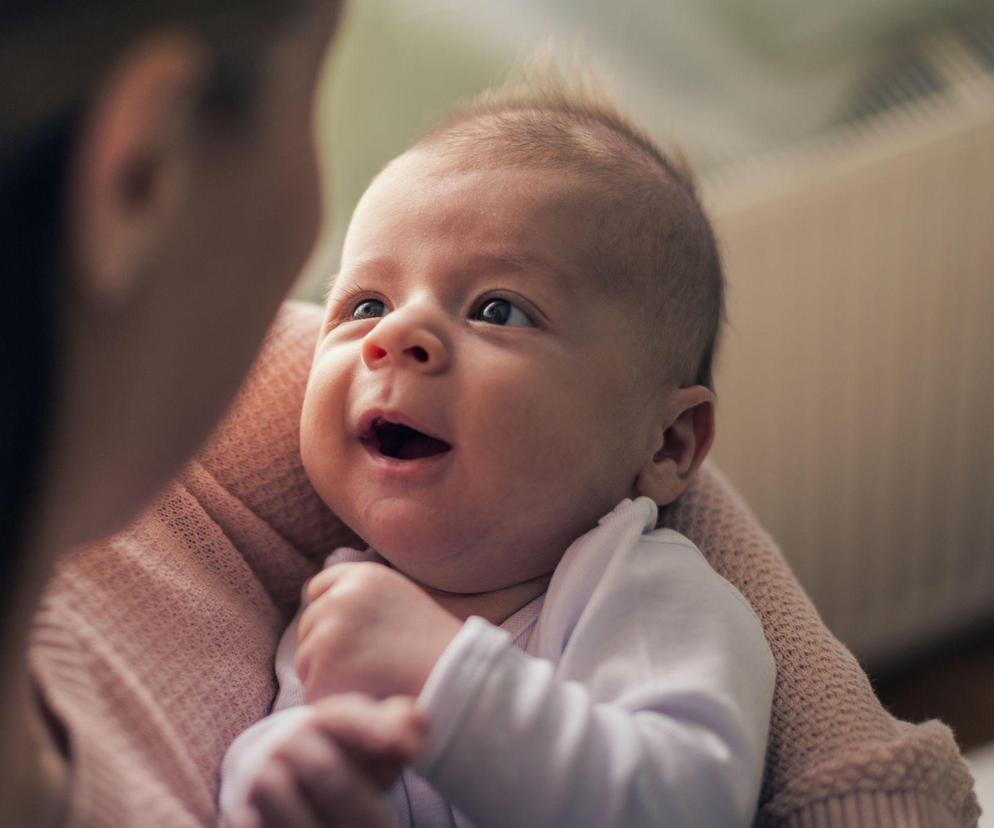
[219,552,454,828]
[230,511,775,827]
[219,693,425,828]
[415,523,776,827]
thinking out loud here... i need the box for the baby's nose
[361,309,449,374]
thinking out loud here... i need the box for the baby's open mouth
[362,417,452,460]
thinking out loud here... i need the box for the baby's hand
[222,694,425,828]
[297,562,462,702]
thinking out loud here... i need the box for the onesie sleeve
[414,530,776,828]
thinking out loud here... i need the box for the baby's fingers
[239,753,323,828]
[245,729,396,828]
[312,694,427,777]
[288,727,397,827]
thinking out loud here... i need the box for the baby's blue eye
[351,299,386,321]
[473,298,533,328]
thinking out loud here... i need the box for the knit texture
[29,301,979,827]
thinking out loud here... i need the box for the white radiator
[703,69,994,669]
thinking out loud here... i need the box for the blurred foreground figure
[0,1,343,824]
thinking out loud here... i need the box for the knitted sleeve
[664,465,980,827]
[28,302,351,827]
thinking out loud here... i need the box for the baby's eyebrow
[331,251,574,297]
[466,251,571,285]
[337,256,399,283]
[324,257,399,306]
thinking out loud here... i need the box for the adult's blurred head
[1,1,343,561]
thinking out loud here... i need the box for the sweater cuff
[773,789,964,827]
[414,616,510,775]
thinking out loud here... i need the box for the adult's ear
[69,35,206,310]
[635,385,716,506]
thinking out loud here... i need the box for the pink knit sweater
[29,301,979,827]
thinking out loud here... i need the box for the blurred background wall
[299,0,994,691]
[305,0,992,295]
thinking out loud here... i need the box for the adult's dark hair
[0,0,311,593]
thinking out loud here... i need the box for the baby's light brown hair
[412,66,724,390]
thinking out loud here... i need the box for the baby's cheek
[298,401,326,473]
[299,382,350,497]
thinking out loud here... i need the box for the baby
[220,79,776,828]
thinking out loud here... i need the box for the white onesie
[221,497,776,827]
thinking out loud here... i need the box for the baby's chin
[351,515,504,594]
[364,531,483,592]
[342,496,568,595]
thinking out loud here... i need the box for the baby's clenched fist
[296,561,462,703]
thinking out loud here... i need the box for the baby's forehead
[393,148,649,243]
[372,149,614,239]
[366,152,656,300]
[387,145,610,200]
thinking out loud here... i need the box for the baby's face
[301,149,664,594]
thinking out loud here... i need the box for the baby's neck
[418,572,553,626]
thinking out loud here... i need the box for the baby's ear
[635,386,716,506]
